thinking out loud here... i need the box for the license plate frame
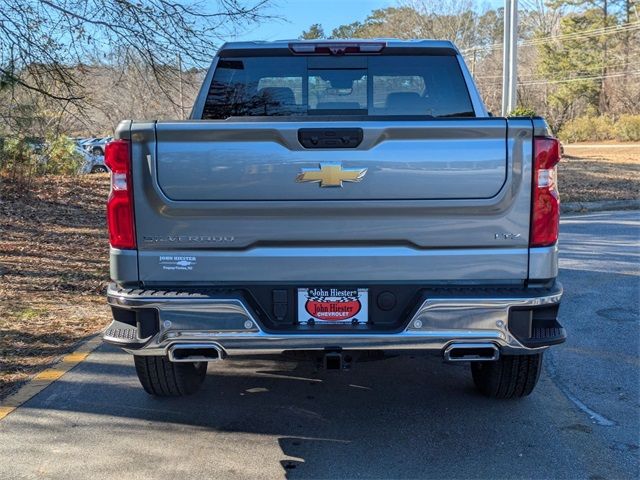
[297,287,368,325]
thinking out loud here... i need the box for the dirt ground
[560,144,639,202]
[0,174,111,399]
[0,143,637,400]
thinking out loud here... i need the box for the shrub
[0,134,83,181]
[42,134,83,175]
[558,116,615,143]
[508,106,537,117]
[614,115,640,142]
[0,137,39,178]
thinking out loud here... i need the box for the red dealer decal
[304,290,362,321]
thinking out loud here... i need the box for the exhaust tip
[168,344,224,363]
[443,343,499,362]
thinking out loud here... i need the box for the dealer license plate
[297,288,368,324]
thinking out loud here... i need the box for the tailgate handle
[298,128,363,149]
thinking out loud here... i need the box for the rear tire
[471,353,543,399]
[134,355,207,396]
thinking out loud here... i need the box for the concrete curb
[561,199,640,213]
[0,334,102,421]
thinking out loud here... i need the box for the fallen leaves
[0,174,111,399]
[560,145,640,203]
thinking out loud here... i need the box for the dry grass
[560,144,639,202]
[0,174,111,399]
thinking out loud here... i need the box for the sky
[232,0,505,42]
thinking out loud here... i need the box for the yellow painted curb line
[0,335,102,421]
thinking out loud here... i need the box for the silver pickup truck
[103,39,565,399]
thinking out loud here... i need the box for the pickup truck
[103,39,565,399]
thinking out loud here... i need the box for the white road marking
[545,353,616,427]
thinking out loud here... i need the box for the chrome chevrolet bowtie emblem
[296,163,367,188]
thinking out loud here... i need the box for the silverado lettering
[142,235,235,243]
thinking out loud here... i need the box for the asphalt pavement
[0,210,638,479]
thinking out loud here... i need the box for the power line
[465,22,640,53]
[520,23,640,47]
[461,21,640,53]
[473,58,640,80]
[519,70,640,85]
[478,70,640,86]
[470,21,640,52]
[519,0,537,11]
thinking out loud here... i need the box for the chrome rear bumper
[104,282,563,357]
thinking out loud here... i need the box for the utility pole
[600,0,609,114]
[502,0,518,116]
[507,0,518,114]
[471,48,477,76]
[501,0,511,116]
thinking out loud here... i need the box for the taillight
[104,139,136,249]
[530,137,561,247]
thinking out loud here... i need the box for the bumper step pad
[103,320,148,349]
[528,322,567,347]
[105,325,137,341]
[509,303,566,348]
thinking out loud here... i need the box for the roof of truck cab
[217,39,459,56]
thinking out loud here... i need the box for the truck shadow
[7,347,580,479]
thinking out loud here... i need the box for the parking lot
[0,210,638,479]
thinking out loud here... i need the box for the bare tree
[399,0,483,50]
[0,0,270,105]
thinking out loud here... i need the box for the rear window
[202,55,475,119]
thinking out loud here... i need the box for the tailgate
[128,118,534,283]
[155,119,507,201]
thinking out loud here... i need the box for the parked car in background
[82,136,113,156]
[76,145,108,174]
[73,137,91,147]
